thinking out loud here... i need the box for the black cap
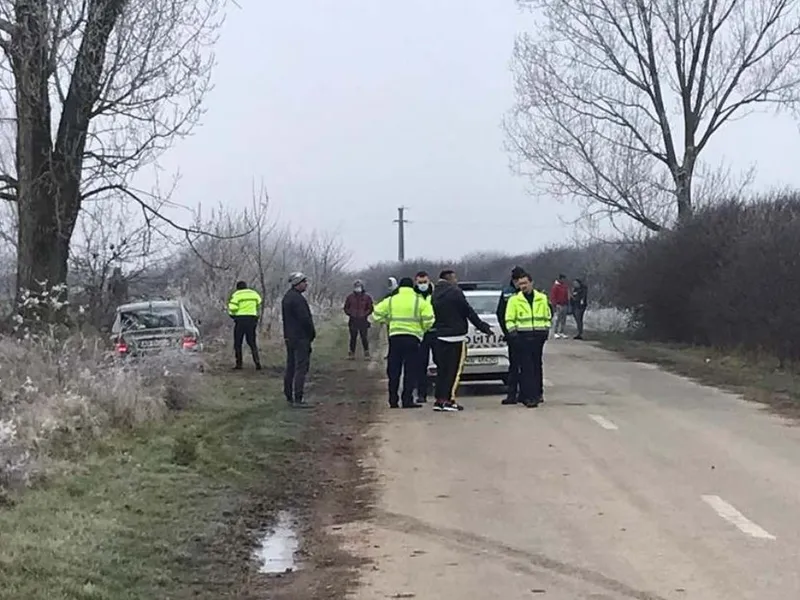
[398,277,414,288]
[511,266,525,278]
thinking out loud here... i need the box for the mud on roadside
[198,355,381,600]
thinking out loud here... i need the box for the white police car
[427,282,509,385]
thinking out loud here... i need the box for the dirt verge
[201,350,381,599]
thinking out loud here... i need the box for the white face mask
[417,283,429,292]
[354,286,363,293]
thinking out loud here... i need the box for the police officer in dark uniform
[496,266,525,405]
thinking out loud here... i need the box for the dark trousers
[517,333,548,403]
[387,334,420,407]
[573,307,586,337]
[233,316,260,367]
[348,318,370,354]
[284,338,312,402]
[416,332,435,400]
[505,337,521,401]
[434,339,467,402]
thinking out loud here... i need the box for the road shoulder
[593,332,800,420]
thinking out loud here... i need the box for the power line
[393,206,409,262]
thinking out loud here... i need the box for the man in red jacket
[550,274,570,339]
[343,279,373,359]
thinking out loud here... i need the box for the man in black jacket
[282,271,316,407]
[571,278,588,339]
[431,269,493,412]
[496,266,525,405]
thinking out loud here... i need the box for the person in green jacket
[228,281,262,370]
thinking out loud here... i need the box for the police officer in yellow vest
[228,281,262,370]
[372,277,435,408]
[504,272,551,407]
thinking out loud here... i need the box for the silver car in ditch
[111,299,202,357]
[427,285,509,385]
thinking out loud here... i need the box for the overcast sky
[159,1,800,268]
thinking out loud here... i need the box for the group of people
[346,270,493,412]
[549,274,589,340]
[226,267,589,412]
[227,272,316,407]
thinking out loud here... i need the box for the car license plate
[139,339,168,348]
[466,356,498,365]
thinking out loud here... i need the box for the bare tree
[69,199,172,325]
[506,0,800,231]
[295,230,351,308]
[0,0,224,307]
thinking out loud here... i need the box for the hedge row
[614,193,800,365]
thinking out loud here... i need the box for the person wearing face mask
[505,272,551,407]
[343,279,374,359]
[372,277,435,408]
[413,271,435,402]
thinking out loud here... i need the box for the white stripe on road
[588,414,618,430]
[701,495,776,540]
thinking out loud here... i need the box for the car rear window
[119,307,184,330]
[465,294,499,316]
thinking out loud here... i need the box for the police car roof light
[457,281,503,291]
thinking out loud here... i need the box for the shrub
[0,331,200,488]
[614,192,800,365]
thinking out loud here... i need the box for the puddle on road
[255,510,301,574]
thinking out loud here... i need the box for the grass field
[0,325,379,600]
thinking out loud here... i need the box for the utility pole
[394,206,409,262]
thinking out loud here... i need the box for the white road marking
[701,495,776,540]
[588,414,619,430]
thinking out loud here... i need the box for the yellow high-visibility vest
[505,290,551,333]
[228,288,262,317]
[372,287,434,339]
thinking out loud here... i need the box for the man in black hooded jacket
[431,269,493,412]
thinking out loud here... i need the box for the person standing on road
[506,273,551,407]
[228,281,262,371]
[413,271,435,403]
[496,266,525,405]
[372,277,435,409]
[571,278,588,340]
[343,279,373,359]
[550,274,570,339]
[431,269,494,413]
[282,272,316,407]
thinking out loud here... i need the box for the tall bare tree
[506,0,800,231]
[0,0,223,306]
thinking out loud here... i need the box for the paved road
[347,340,800,599]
